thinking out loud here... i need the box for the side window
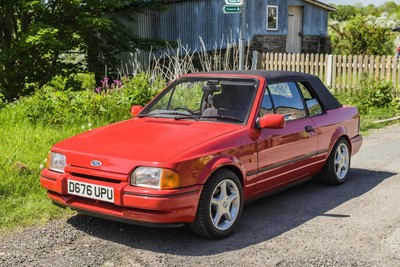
[268,82,306,121]
[260,89,274,117]
[297,82,323,116]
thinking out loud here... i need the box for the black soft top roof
[189,70,342,110]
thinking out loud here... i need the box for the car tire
[317,137,351,185]
[189,169,243,239]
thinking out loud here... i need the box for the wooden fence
[253,52,400,93]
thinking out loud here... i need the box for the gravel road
[1,124,400,267]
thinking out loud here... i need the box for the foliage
[335,78,400,131]
[336,79,396,113]
[20,73,163,127]
[329,2,400,56]
[329,15,396,55]
[358,80,394,111]
[0,103,79,230]
[0,71,167,230]
[48,73,96,92]
[0,0,167,101]
[120,73,166,106]
[379,2,400,16]
[0,93,5,110]
[330,2,400,21]
[329,5,361,21]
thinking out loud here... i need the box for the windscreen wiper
[138,112,191,118]
[175,115,244,123]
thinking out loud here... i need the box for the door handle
[305,125,314,132]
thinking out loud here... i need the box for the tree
[0,0,166,100]
[329,5,361,22]
[329,15,395,56]
[380,1,398,14]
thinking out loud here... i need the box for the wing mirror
[130,105,143,117]
[256,114,285,129]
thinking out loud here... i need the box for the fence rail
[255,52,400,92]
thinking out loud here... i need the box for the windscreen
[140,78,258,124]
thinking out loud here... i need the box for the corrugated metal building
[131,0,335,55]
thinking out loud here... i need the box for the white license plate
[67,180,114,203]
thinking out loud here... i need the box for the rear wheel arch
[329,126,352,155]
[317,137,351,185]
[342,135,352,153]
[331,135,352,156]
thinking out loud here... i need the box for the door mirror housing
[130,105,143,117]
[256,114,285,129]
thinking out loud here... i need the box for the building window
[267,5,278,30]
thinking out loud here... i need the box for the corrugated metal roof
[303,0,336,12]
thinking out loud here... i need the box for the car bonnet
[51,118,241,174]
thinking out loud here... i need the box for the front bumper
[40,167,202,226]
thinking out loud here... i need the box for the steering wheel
[174,106,194,114]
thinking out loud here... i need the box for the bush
[336,79,397,115]
[0,92,5,110]
[335,78,400,131]
[48,73,96,92]
[19,72,164,127]
[360,80,394,109]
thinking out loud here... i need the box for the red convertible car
[40,71,362,239]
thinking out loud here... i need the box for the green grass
[0,73,162,233]
[0,106,83,231]
[0,100,117,232]
[359,107,400,135]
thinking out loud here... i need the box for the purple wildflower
[113,80,123,88]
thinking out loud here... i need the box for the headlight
[47,152,66,173]
[131,167,180,189]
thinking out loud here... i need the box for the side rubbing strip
[246,151,322,177]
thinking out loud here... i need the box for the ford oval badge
[91,160,102,167]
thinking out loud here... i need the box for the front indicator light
[160,169,181,189]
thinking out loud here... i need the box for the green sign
[223,5,241,14]
[225,0,241,4]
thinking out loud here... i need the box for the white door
[286,6,303,53]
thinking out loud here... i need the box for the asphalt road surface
[1,124,400,267]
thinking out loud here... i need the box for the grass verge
[0,109,82,232]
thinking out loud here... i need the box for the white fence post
[326,54,333,87]
[252,51,261,70]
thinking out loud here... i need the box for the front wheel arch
[197,156,246,187]
[189,168,244,239]
[217,165,244,187]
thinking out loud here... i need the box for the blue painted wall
[133,0,331,51]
